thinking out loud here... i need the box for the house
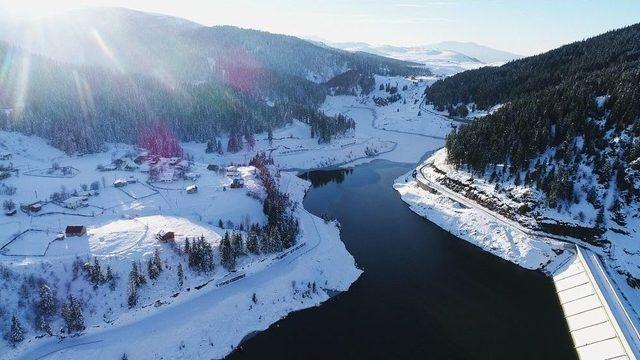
[65,225,87,237]
[21,201,43,213]
[226,166,240,177]
[124,162,139,171]
[184,172,200,181]
[133,155,147,165]
[62,196,88,209]
[186,184,198,194]
[80,190,99,197]
[157,231,175,242]
[113,178,127,187]
[207,164,219,172]
[5,209,16,216]
[100,164,118,172]
[230,178,245,189]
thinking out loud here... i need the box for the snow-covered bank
[396,148,640,333]
[12,173,361,360]
[2,73,451,359]
[0,130,362,359]
[394,173,565,271]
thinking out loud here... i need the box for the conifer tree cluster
[205,138,224,154]
[184,236,215,272]
[127,262,147,308]
[61,296,85,334]
[249,152,300,251]
[429,23,640,213]
[147,248,164,280]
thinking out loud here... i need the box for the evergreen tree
[9,315,24,346]
[106,266,116,291]
[147,258,159,280]
[219,232,235,270]
[177,263,184,289]
[35,284,56,335]
[595,207,606,228]
[127,280,138,308]
[90,258,105,289]
[231,232,244,258]
[61,296,85,334]
[246,225,260,255]
[153,248,163,272]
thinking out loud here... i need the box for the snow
[0,129,365,359]
[397,147,640,346]
[330,42,492,76]
[394,168,563,269]
[0,72,478,359]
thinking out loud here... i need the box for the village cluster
[0,132,303,350]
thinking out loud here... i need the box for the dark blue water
[230,160,576,359]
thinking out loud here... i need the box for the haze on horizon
[0,0,638,56]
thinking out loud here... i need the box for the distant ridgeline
[425,23,640,213]
[0,8,426,153]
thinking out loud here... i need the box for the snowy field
[0,130,365,359]
[0,72,457,359]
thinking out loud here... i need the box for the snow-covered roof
[63,196,87,205]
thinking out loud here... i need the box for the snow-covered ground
[0,73,456,359]
[0,130,365,359]
[396,148,640,345]
[329,42,491,76]
[185,75,450,171]
[394,150,568,271]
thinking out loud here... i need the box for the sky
[0,0,639,55]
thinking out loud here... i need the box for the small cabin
[65,225,87,237]
[184,172,200,181]
[225,166,240,177]
[207,164,219,172]
[230,178,245,189]
[113,178,127,187]
[134,155,146,165]
[158,231,175,242]
[5,209,16,216]
[186,184,198,194]
[62,196,87,209]
[21,201,43,213]
[100,164,118,172]
[124,162,139,171]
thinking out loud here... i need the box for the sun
[0,0,91,20]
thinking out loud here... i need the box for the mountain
[425,23,640,278]
[427,41,522,64]
[0,7,428,154]
[0,40,324,153]
[0,7,424,84]
[329,41,497,76]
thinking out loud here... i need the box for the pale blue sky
[1,0,639,55]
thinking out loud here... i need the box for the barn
[65,226,87,237]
